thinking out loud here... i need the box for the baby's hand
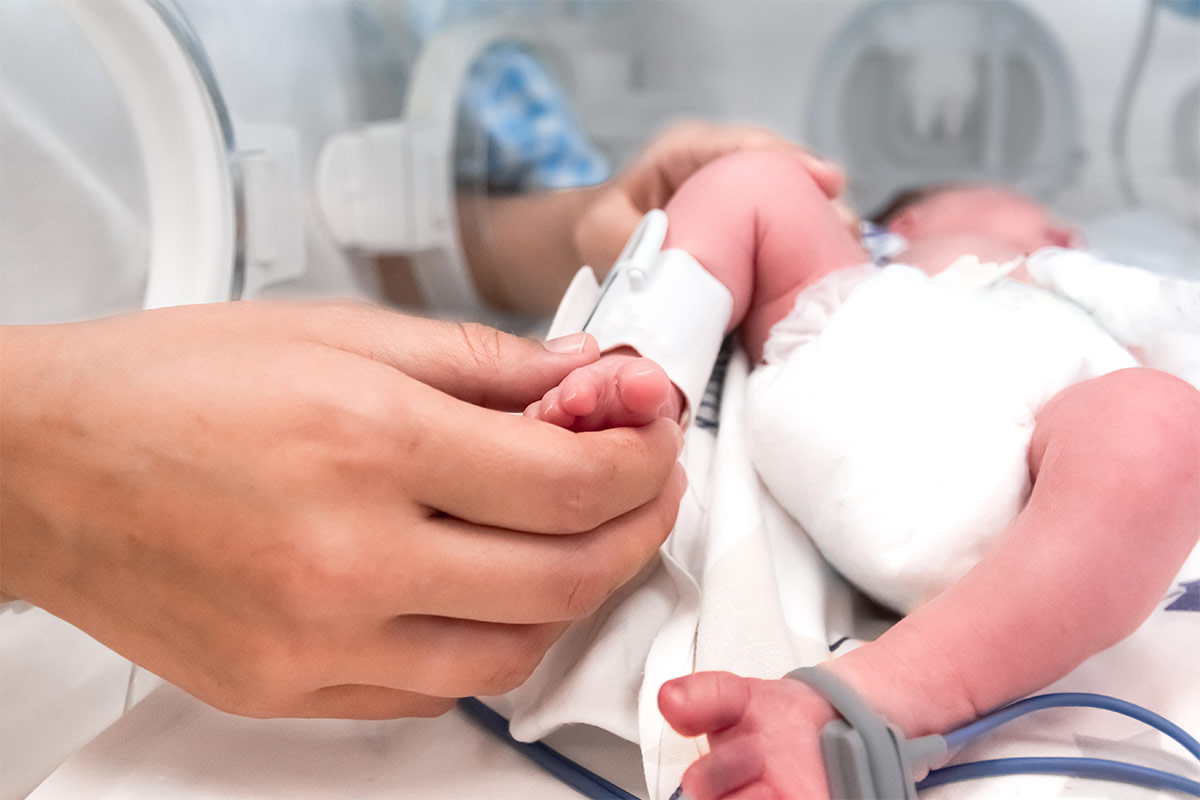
[524,348,684,432]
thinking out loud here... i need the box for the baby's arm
[526,150,871,429]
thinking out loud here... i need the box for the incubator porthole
[1172,82,1200,187]
[805,0,1081,216]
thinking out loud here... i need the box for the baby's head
[872,183,1077,255]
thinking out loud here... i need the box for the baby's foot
[659,671,837,800]
[525,349,684,432]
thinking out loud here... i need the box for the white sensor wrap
[585,247,733,422]
[547,210,734,422]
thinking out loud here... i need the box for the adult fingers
[796,150,846,200]
[380,463,686,623]
[327,617,571,699]
[399,378,684,532]
[578,123,845,270]
[626,121,845,205]
[309,473,683,695]
[290,684,455,720]
[301,304,600,411]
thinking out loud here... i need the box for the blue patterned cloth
[457,42,610,192]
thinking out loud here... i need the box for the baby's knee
[663,148,840,257]
[1134,370,1200,485]
[1087,368,1199,494]
[692,148,829,200]
[1034,368,1199,482]
[1106,367,1198,452]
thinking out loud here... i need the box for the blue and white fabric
[457,42,610,191]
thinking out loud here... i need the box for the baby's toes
[615,358,676,422]
[524,387,575,429]
[558,369,602,418]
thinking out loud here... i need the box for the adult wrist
[571,180,630,280]
[0,324,67,612]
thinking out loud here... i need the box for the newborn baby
[526,151,1199,800]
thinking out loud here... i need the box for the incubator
[0,0,618,324]
[2,1,1198,799]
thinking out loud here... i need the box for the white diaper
[1025,247,1200,390]
[748,264,1137,613]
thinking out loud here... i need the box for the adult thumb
[309,305,601,411]
[415,323,603,410]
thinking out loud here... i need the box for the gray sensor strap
[787,667,946,800]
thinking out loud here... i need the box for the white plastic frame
[57,0,243,308]
[316,21,562,315]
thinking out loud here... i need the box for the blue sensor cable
[458,697,640,800]
[917,756,1200,795]
[460,689,1200,799]
[919,692,1200,796]
[942,692,1200,759]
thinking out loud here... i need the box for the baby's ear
[1048,225,1080,249]
[888,207,918,239]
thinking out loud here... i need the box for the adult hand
[574,121,847,272]
[0,302,685,719]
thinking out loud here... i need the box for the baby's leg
[529,149,869,432]
[661,149,871,362]
[660,368,1199,800]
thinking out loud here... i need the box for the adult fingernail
[543,332,588,355]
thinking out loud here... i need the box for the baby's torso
[747,263,1136,613]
